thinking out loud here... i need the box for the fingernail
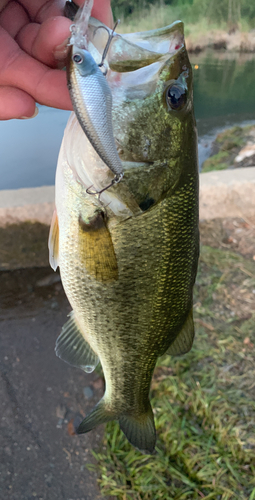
[20,106,39,120]
[54,38,70,61]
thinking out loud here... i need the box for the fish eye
[73,53,83,64]
[166,83,187,111]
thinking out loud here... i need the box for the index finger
[16,0,65,22]
[0,27,72,109]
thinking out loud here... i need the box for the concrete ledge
[1,167,255,226]
[0,167,254,270]
[200,167,255,220]
[0,186,54,227]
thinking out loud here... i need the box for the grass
[202,151,229,173]
[115,1,254,35]
[202,125,255,172]
[87,245,255,499]
[215,126,247,150]
[117,3,224,35]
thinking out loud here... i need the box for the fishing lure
[66,1,124,189]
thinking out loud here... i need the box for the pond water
[190,50,255,167]
[1,50,255,190]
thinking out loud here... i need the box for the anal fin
[165,309,195,356]
[48,208,59,271]
[55,311,99,373]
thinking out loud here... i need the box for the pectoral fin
[55,311,99,373]
[48,209,59,271]
[165,309,195,356]
[78,211,118,282]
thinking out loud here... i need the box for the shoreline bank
[186,29,255,54]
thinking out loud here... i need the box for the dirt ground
[0,267,105,500]
[200,216,255,260]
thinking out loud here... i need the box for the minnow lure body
[66,44,123,184]
[66,0,123,184]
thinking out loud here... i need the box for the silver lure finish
[67,45,124,179]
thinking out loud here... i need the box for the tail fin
[76,399,114,434]
[76,399,156,454]
[119,404,156,454]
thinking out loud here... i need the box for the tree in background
[193,0,242,31]
[111,0,255,27]
[112,0,176,17]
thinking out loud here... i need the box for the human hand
[0,0,113,119]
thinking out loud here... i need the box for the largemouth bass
[49,17,199,453]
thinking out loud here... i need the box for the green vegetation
[202,125,255,172]
[88,245,255,499]
[202,151,229,172]
[112,0,255,32]
[215,126,246,150]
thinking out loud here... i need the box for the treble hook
[86,172,124,198]
[93,20,120,74]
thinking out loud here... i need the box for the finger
[0,85,36,119]
[0,1,10,14]
[91,0,113,27]
[0,1,29,37]
[17,2,113,68]
[18,0,65,23]
[17,16,71,67]
[0,27,72,110]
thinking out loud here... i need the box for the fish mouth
[89,18,184,71]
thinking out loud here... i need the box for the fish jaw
[88,18,184,70]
